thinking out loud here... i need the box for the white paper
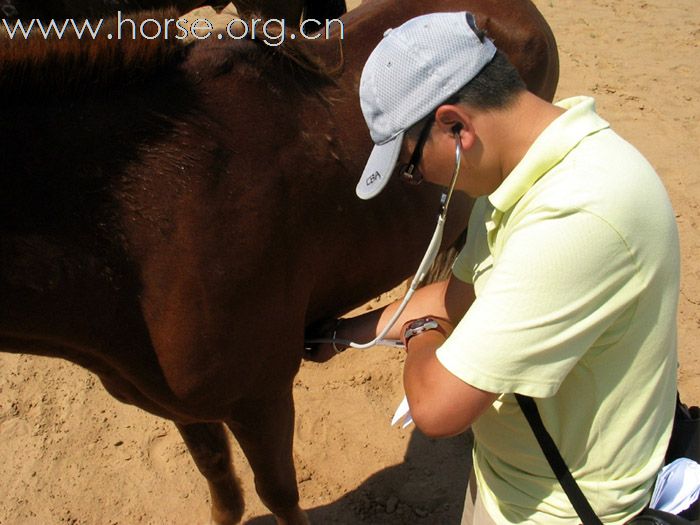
[391,395,414,428]
[650,457,700,514]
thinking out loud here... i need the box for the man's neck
[494,92,565,181]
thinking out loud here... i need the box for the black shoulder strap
[515,393,603,525]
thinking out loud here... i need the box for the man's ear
[435,104,476,150]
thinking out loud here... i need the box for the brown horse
[0,0,558,523]
[0,0,346,26]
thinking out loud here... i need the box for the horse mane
[185,16,338,97]
[0,8,338,101]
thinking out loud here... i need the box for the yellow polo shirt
[436,97,680,524]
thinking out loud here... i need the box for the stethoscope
[306,127,463,350]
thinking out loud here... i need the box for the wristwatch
[402,317,441,345]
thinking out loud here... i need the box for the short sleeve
[437,208,642,398]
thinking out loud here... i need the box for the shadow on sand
[247,428,473,524]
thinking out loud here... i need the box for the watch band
[402,317,442,346]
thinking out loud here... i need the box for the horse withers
[0,0,558,523]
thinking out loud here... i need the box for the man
[308,11,680,525]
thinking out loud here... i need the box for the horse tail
[302,0,347,32]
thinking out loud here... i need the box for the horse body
[0,1,558,523]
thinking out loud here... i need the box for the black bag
[664,395,700,521]
[515,393,700,524]
[629,508,695,525]
[666,395,700,465]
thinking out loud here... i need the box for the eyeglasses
[398,117,434,185]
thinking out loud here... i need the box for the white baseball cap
[356,12,497,200]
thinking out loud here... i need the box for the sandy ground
[1,0,698,523]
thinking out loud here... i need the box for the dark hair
[447,50,526,109]
[406,50,526,139]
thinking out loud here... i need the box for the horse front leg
[227,391,308,525]
[176,422,245,525]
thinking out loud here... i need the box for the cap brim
[356,132,404,200]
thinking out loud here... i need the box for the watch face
[409,319,428,329]
[404,318,440,341]
[410,318,437,330]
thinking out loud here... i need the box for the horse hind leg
[227,392,308,525]
[176,422,245,525]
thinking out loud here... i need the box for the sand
[1,0,698,523]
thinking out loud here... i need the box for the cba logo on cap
[367,172,382,186]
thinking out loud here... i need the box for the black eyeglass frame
[399,116,435,185]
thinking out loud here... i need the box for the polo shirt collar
[488,96,610,213]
